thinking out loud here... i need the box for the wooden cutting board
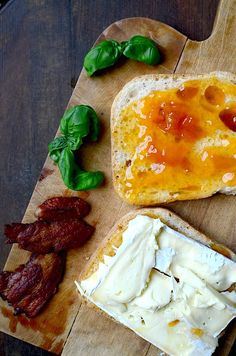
[0,0,236,354]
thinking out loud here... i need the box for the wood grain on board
[0,17,186,354]
[0,0,236,355]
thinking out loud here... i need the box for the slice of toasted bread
[77,208,236,356]
[111,71,236,205]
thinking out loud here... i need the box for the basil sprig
[84,35,161,76]
[48,105,104,191]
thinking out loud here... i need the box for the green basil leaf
[58,147,104,191]
[49,105,104,191]
[74,171,104,191]
[85,105,100,141]
[59,107,74,135]
[122,35,161,65]
[66,136,82,151]
[60,106,90,141]
[60,105,100,144]
[48,136,67,163]
[58,147,75,189]
[84,40,122,76]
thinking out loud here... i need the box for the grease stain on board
[0,287,76,344]
[1,306,17,333]
[39,167,54,182]
[63,189,90,200]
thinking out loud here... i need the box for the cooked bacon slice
[35,197,90,221]
[0,253,65,317]
[5,219,94,254]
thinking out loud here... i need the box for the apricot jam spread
[168,319,180,327]
[191,328,204,337]
[116,77,236,202]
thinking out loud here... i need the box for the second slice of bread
[111,72,236,205]
[77,208,236,356]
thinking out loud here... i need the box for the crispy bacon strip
[0,253,65,317]
[35,197,90,222]
[5,219,94,254]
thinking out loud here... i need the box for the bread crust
[111,71,236,205]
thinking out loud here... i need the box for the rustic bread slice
[76,208,236,356]
[111,71,236,205]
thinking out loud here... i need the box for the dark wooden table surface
[1,0,235,355]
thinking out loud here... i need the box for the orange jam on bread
[191,328,204,337]
[168,320,180,327]
[116,77,236,203]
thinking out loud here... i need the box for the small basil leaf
[84,40,122,76]
[58,147,104,191]
[122,35,161,65]
[61,105,101,144]
[48,136,67,163]
[60,105,90,140]
[74,171,104,191]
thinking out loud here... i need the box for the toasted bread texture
[111,72,236,205]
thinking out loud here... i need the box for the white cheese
[155,247,175,273]
[82,215,163,303]
[130,270,173,311]
[187,335,217,356]
[222,290,236,303]
[157,226,236,291]
[76,215,236,356]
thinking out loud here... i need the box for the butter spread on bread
[76,208,236,356]
[111,72,236,205]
